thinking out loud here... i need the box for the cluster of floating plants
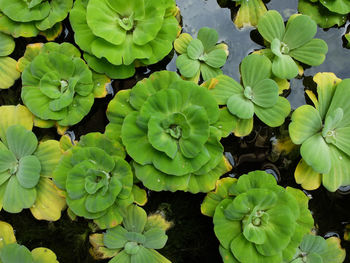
[0,0,349,262]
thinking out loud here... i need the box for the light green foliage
[0,32,20,89]
[289,72,350,191]
[53,132,142,229]
[175,27,228,82]
[257,10,328,79]
[69,0,180,79]
[89,205,171,263]
[21,42,108,128]
[202,171,314,263]
[312,0,350,14]
[106,71,231,193]
[204,54,291,136]
[0,221,59,263]
[298,0,347,28]
[290,234,346,263]
[0,0,72,39]
[232,0,267,28]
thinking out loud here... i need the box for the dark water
[1,0,350,262]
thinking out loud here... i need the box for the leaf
[0,13,39,38]
[6,125,38,159]
[0,148,16,173]
[320,237,346,262]
[289,39,328,66]
[205,49,227,68]
[319,0,350,15]
[174,33,193,54]
[241,54,272,88]
[0,221,16,249]
[0,243,33,263]
[17,155,41,189]
[257,10,285,43]
[197,27,219,51]
[250,79,278,108]
[123,205,147,233]
[0,32,15,56]
[200,63,223,81]
[295,159,322,190]
[31,247,59,263]
[300,133,331,174]
[103,226,128,249]
[187,39,204,60]
[272,54,299,79]
[0,0,50,22]
[227,94,254,119]
[0,57,20,90]
[34,140,61,177]
[143,228,168,249]
[234,0,267,29]
[130,246,171,263]
[176,54,200,78]
[283,14,317,50]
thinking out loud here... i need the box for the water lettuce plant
[0,105,65,221]
[201,171,314,263]
[0,0,72,39]
[89,205,171,263]
[232,0,267,28]
[106,70,232,193]
[298,0,348,28]
[174,27,228,82]
[290,234,345,263]
[19,42,109,133]
[0,32,20,89]
[53,132,147,229]
[0,221,59,263]
[257,10,328,79]
[203,54,291,136]
[289,72,350,192]
[69,0,180,79]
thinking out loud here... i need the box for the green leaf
[0,13,39,38]
[0,57,20,90]
[241,54,272,88]
[227,94,255,119]
[187,39,204,60]
[0,32,15,56]
[301,133,331,174]
[104,226,129,249]
[176,54,200,78]
[254,96,290,127]
[31,247,59,263]
[174,33,193,54]
[200,63,223,81]
[0,148,16,173]
[208,75,244,105]
[0,243,33,263]
[283,15,317,50]
[289,39,328,66]
[257,10,285,43]
[197,27,219,51]
[130,246,171,263]
[205,49,227,68]
[17,155,41,189]
[123,205,147,233]
[143,228,168,249]
[272,54,299,79]
[34,140,61,178]
[6,125,38,159]
[250,79,278,108]
[320,237,346,262]
[319,0,350,15]
[2,176,36,213]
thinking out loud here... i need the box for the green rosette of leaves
[290,234,346,263]
[0,0,72,39]
[203,54,291,137]
[298,0,347,28]
[257,10,328,79]
[0,32,20,89]
[20,42,109,133]
[289,72,350,192]
[0,221,59,263]
[232,0,267,29]
[53,132,145,229]
[69,0,180,79]
[106,70,232,193]
[89,205,171,263]
[201,171,314,263]
[0,105,65,221]
[174,27,229,82]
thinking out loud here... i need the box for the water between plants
[0,0,349,262]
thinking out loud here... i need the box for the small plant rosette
[289,72,350,192]
[19,42,110,134]
[174,27,229,82]
[69,0,180,79]
[106,70,232,193]
[0,0,72,39]
[89,205,172,263]
[257,10,328,79]
[0,105,65,221]
[201,171,314,263]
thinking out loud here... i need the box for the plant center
[198,53,208,62]
[280,42,289,54]
[118,13,135,31]
[124,241,140,255]
[251,210,265,226]
[167,124,182,139]
[9,160,19,175]
[244,86,254,100]
[60,80,68,93]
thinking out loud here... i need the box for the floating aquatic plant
[201,171,314,263]
[257,10,328,79]
[53,132,146,229]
[69,0,180,79]
[290,72,350,192]
[0,221,59,263]
[89,205,172,263]
[0,0,72,39]
[232,0,267,28]
[106,70,231,193]
[19,42,109,133]
[0,105,65,221]
[290,234,345,263]
[0,32,20,89]
[174,27,229,82]
[203,54,291,136]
